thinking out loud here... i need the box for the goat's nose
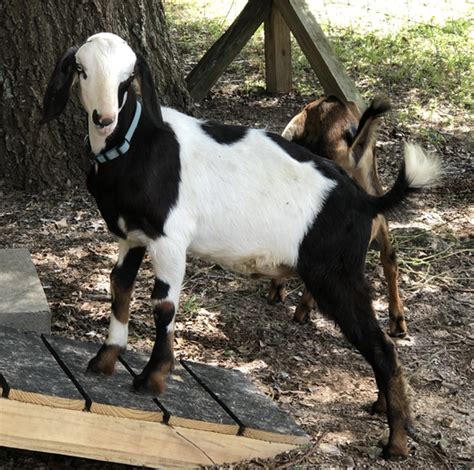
[92,110,115,128]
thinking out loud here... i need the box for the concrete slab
[0,248,51,333]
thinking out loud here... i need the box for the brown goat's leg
[304,274,412,459]
[267,278,287,304]
[376,220,407,338]
[88,244,146,375]
[293,287,315,324]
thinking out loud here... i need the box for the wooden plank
[121,351,239,435]
[44,335,163,422]
[182,361,309,445]
[0,398,213,468]
[275,0,364,110]
[264,3,292,92]
[175,426,297,464]
[0,327,84,410]
[186,0,272,101]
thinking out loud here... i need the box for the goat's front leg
[133,238,186,394]
[88,241,146,375]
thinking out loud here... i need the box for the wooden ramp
[0,327,309,468]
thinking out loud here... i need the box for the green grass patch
[165,0,472,125]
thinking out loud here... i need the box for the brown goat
[269,96,407,338]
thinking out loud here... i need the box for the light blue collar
[90,101,142,164]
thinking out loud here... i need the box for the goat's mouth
[94,121,116,136]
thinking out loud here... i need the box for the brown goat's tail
[370,142,442,215]
[350,96,391,168]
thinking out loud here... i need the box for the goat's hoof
[133,370,167,395]
[388,318,408,338]
[86,344,121,375]
[267,288,286,305]
[382,442,409,460]
[293,308,310,324]
[371,398,387,414]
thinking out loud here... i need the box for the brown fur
[110,274,133,323]
[87,344,123,375]
[280,96,407,338]
[132,300,175,393]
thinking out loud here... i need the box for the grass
[164,1,473,133]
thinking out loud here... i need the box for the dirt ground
[0,85,472,469]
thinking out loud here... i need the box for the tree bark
[0,0,191,191]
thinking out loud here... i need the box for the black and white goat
[270,95,408,338]
[42,33,441,458]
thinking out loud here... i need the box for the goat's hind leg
[88,241,146,375]
[267,278,287,305]
[304,273,412,459]
[376,218,407,338]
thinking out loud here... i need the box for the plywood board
[0,327,84,410]
[182,360,309,445]
[44,335,163,422]
[121,351,239,434]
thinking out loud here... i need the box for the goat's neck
[88,88,139,155]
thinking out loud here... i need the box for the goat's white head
[75,33,136,139]
[42,33,158,154]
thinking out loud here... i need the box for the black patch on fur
[344,124,358,147]
[41,46,78,124]
[201,121,248,144]
[112,247,146,288]
[266,132,319,162]
[86,86,181,240]
[152,278,170,300]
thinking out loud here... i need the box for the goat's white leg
[88,240,145,375]
[133,237,186,394]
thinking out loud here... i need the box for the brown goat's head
[282,95,391,195]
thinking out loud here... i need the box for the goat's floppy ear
[41,46,78,124]
[134,54,164,127]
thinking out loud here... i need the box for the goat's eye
[76,65,87,80]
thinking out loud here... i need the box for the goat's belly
[188,227,299,277]
[188,245,295,278]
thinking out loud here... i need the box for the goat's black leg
[88,243,146,375]
[302,272,412,459]
[133,238,186,394]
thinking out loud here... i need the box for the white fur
[105,315,128,348]
[156,108,337,277]
[404,142,441,188]
[76,33,136,154]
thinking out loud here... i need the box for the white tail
[404,142,442,188]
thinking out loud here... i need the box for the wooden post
[264,3,292,93]
[274,0,364,110]
[186,0,272,101]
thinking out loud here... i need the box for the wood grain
[0,398,213,468]
[186,0,272,101]
[0,327,84,410]
[275,0,364,110]
[264,3,292,92]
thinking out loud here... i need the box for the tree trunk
[0,0,191,191]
